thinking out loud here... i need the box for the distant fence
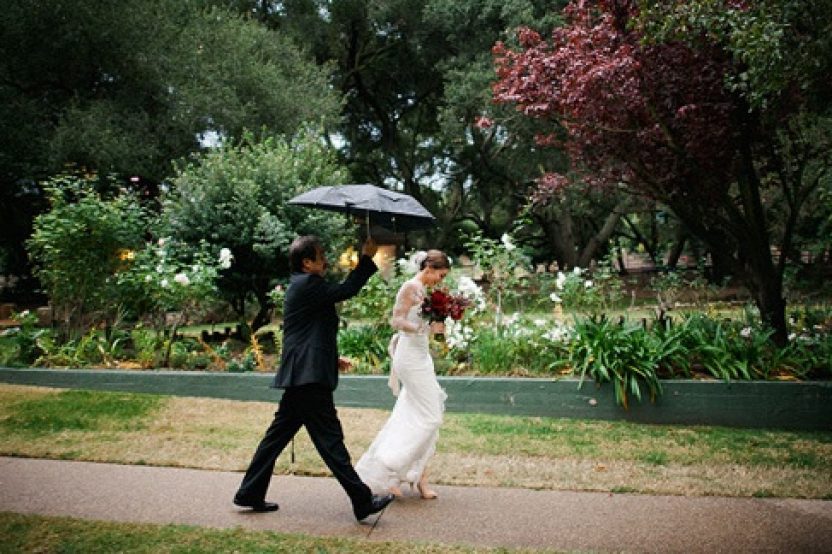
[0,368,829,431]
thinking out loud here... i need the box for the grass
[1,384,831,499]
[0,389,162,437]
[0,512,554,554]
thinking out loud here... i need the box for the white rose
[501,233,516,251]
[174,272,190,286]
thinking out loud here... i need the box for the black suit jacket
[272,254,377,390]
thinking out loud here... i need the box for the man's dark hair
[289,235,323,273]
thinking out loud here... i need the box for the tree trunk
[665,228,687,270]
[577,200,626,268]
[250,303,271,333]
[739,244,788,345]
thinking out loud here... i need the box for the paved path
[2,456,831,553]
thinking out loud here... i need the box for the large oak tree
[0,0,340,295]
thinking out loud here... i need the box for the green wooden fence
[1,368,830,430]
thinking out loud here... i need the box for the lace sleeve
[389,281,425,333]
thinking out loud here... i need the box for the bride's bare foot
[416,479,438,500]
[389,485,404,498]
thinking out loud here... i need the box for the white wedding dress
[356,278,447,493]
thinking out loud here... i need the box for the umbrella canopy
[288,184,435,232]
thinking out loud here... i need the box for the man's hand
[361,237,378,258]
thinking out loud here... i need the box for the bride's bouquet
[421,288,472,322]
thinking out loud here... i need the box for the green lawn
[2,384,830,499]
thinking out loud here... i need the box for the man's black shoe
[354,493,395,521]
[234,495,279,512]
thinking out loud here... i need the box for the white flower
[457,276,484,306]
[501,233,516,251]
[174,272,190,286]
[544,324,572,343]
[740,326,752,338]
[555,272,566,290]
[572,267,582,276]
[534,319,547,327]
[502,312,520,328]
[156,265,164,273]
[145,275,152,282]
[157,238,166,247]
[584,280,593,289]
[549,292,562,303]
[160,279,169,288]
[219,248,233,269]
[20,310,30,318]
[788,332,797,341]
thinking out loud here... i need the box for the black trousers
[235,384,373,512]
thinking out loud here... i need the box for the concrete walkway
[2,456,831,553]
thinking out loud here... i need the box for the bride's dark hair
[420,249,450,270]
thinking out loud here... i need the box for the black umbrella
[288,184,436,232]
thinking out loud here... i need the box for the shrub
[337,323,395,374]
[27,174,146,339]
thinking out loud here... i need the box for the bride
[356,249,450,499]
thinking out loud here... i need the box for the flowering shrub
[463,231,531,326]
[1,310,47,365]
[545,256,624,316]
[116,238,229,366]
[266,282,287,319]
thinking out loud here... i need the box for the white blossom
[156,264,164,273]
[174,272,190,286]
[457,276,485,312]
[740,326,752,338]
[555,272,567,290]
[160,278,169,288]
[584,280,593,289]
[219,248,233,269]
[550,292,562,303]
[572,267,582,276]
[157,238,166,247]
[446,319,475,350]
[544,324,573,343]
[145,275,153,282]
[501,233,516,251]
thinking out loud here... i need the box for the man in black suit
[233,235,395,521]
